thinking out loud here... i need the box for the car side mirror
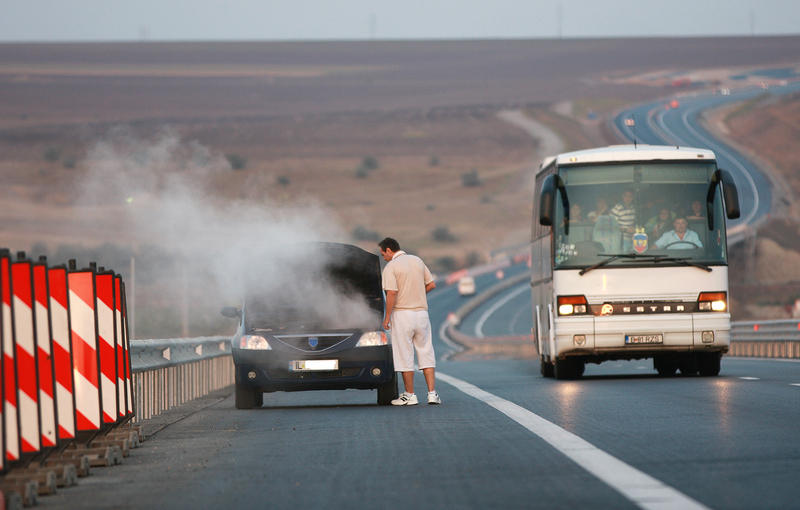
[221,306,241,319]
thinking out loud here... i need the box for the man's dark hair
[378,237,400,252]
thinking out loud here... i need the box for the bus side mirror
[539,174,570,233]
[706,169,740,230]
[720,169,740,219]
[539,175,556,226]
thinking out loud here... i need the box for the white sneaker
[427,391,441,405]
[391,392,418,406]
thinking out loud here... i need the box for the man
[655,217,703,249]
[378,237,440,406]
[645,208,675,240]
[610,189,636,252]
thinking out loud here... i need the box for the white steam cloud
[80,126,382,333]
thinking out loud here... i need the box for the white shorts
[390,309,436,372]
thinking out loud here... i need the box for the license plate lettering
[625,334,663,344]
[290,359,339,371]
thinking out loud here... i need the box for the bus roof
[554,145,716,166]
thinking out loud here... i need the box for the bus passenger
[586,197,609,223]
[569,203,584,223]
[610,189,636,251]
[655,217,703,249]
[645,208,675,240]
[687,200,705,221]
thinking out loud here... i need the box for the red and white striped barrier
[1,248,13,470]
[114,276,125,420]
[95,271,118,424]
[11,255,40,455]
[48,265,76,441]
[67,268,102,433]
[1,249,137,501]
[33,259,57,448]
[121,280,134,418]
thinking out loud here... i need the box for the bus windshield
[553,161,728,270]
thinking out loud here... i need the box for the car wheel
[698,352,721,376]
[540,356,554,378]
[377,372,399,405]
[235,382,260,409]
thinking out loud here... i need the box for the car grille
[272,334,353,352]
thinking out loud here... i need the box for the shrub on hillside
[461,169,481,187]
[432,225,458,243]
[352,225,380,241]
[226,153,247,170]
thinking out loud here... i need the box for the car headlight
[356,331,388,347]
[238,335,272,350]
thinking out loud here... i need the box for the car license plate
[290,359,339,372]
[625,334,663,344]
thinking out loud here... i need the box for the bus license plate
[290,359,339,372]
[625,334,663,345]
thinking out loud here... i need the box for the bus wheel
[554,358,583,380]
[679,355,699,376]
[654,356,678,376]
[540,357,554,378]
[698,352,721,376]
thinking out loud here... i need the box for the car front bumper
[233,345,394,392]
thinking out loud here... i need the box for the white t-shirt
[381,251,434,311]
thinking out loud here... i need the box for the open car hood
[244,242,384,331]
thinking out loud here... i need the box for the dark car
[222,242,398,409]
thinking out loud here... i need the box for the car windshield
[553,161,728,270]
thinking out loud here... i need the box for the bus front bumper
[553,313,730,359]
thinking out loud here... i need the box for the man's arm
[382,290,397,330]
[425,281,436,293]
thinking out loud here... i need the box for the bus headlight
[557,295,588,316]
[698,292,727,312]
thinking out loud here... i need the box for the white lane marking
[475,284,528,338]
[739,377,760,381]
[790,383,800,387]
[438,372,710,510]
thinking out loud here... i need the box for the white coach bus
[531,145,740,379]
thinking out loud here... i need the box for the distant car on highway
[457,276,476,296]
[222,242,397,408]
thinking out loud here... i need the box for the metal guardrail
[729,320,800,358]
[130,336,234,421]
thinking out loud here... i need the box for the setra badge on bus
[632,229,648,254]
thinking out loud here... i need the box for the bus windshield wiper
[650,256,712,272]
[579,253,664,276]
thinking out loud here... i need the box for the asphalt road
[44,275,800,510]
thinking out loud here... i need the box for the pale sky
[1,0,798,42]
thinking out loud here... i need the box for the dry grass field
[2,37,799,333]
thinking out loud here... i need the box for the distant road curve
[613,80,800,240]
